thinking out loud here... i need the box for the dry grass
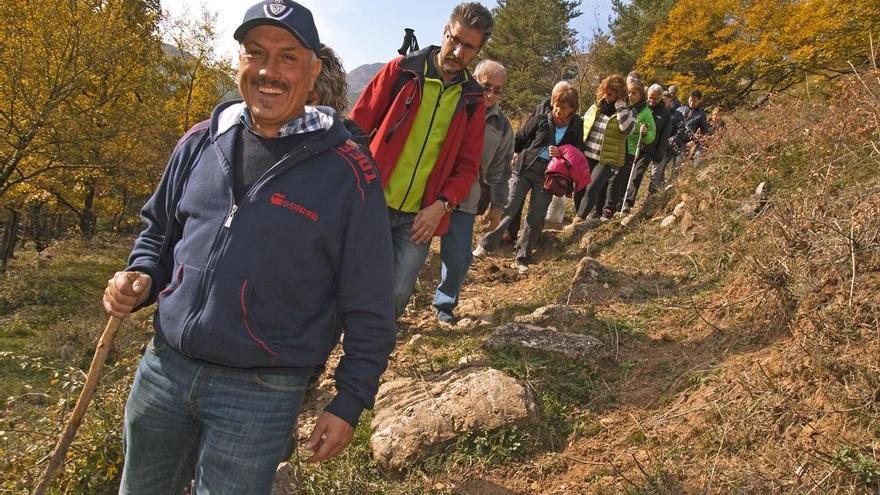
[525,70,880,494]
[392,70,880,495]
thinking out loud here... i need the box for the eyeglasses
[481,84,503,95]
[444,27,479,55]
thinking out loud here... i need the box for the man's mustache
[442,55,462,66]
[250,77,289,91]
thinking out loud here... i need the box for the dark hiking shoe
[432,306,456,325]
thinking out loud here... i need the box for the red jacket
[350,46,485,236]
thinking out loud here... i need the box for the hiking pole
[397,28,418,55]
[622,126,646,214]
[33,272,139,495]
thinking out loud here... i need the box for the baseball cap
[233,0,320,53]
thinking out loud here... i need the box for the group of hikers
[100,1,723,493]
[471,74,724,277]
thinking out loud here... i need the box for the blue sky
[168,0,614,71]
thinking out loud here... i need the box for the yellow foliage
[639,0,880,103]
[0,0,232,236]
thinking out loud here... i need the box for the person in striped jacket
[573,75,636,222]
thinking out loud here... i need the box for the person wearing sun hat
[105,1,396,492]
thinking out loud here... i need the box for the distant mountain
[346,62,384,107]
[160,42,239,103]
[161,42,193,61]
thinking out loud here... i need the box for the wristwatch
[438,196,452,213]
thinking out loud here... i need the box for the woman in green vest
[574,75,636,221]
[604,79,656,216]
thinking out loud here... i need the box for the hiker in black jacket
[502,80,573,244]
[674,90,709,149]
[663,90,685,180]
[474,84,583,274]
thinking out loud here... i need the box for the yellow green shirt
[385,54,465,212]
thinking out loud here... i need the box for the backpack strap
[380,69,413,128]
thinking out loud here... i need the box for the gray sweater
[457,104,515,214]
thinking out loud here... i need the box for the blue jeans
[605,154,635,213]
[433,210,476,316]
[388,208,430,318]
[119,335,309,495]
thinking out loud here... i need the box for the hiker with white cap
[103,1,396,492]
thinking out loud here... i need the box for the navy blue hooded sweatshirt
[126,101,396,426]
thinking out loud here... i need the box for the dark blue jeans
[119,335,310,494]
[605,154,635,213]
[576,161,617,218]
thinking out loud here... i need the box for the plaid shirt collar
[239,105,329,137]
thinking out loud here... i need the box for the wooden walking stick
[33,272,139,495]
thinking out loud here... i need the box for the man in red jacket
[351,2,492,318]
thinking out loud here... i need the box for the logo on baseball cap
[233,0,320,53]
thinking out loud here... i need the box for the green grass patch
[604,317,645,338]
[291,411,445,494]
[428,424,535,471]
[0,238,143,493]
[830,447,880,488]
[488,346,598,450]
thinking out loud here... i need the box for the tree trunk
[28,202,50,252]
[52,212,66,238]
[79,183,97,239]
[113,188,130,233]
[1,209,20,272]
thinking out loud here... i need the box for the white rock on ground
[483,323,604,360]
[514,304,596,329]
[673,201,687,217]
[680,211,695,232]
[370,368,537,470]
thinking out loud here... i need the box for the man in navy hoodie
[103,1,396,493]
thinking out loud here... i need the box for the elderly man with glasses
[432,59,513,324]
[351,2,493,319]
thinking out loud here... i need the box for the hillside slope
[413,71,880,494]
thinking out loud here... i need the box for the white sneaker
[472,245,487,257]
[515,262,529,274]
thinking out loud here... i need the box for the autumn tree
[589,0,676,77]
[0,0,163,199]
[480,0,582,120]
[0,0,168,243]
[639,0,880,105]
[0,1,234,248]
[161,7,236,135]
